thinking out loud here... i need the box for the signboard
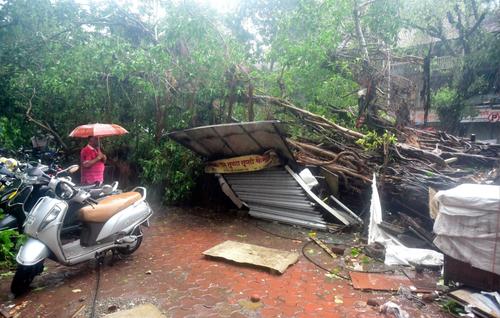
[488,112,499,123]
[412,108,500,124]
[205,151,281,174]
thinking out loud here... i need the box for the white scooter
[11,166,153,296]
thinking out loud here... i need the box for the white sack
[434,211,499,238]
[434,235,500,275]
[434,184,500,213]
[433,184,500,274]
[385,245,444,266]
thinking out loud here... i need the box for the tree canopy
[1,0,498,202]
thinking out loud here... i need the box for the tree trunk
[422,46,432,126]
[154,96,166,145]
[226,67,237,122]
[247,82,254,121]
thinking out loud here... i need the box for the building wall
[460,122,500,143]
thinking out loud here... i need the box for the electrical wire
[90,257,103,318]
[252,220,307,241]
[301,240,350,280]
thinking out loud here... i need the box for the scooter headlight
[24,175,40,185]
[38,205,62,231]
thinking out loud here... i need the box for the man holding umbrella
[69,123,128,185]
[81,136,106,185]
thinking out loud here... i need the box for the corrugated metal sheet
[224,167,353,230]
[167,121,295,162]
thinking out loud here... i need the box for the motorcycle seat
[78,192,142,223]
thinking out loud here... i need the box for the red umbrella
[69,123,128,138]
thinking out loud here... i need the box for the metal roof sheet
[167,121,295,162]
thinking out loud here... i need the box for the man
[80,136,106,185]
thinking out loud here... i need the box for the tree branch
[25,89,68,149]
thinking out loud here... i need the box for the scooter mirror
[101,184,113,194]
[57,165,79,176]
[67,165,79,174]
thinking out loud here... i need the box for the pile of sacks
[432,184,500,275]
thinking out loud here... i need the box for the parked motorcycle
[11,167,152,296]
[0,162,120,233]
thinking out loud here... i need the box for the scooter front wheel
[11,261,44,297]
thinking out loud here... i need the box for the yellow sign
[205,151,281,174]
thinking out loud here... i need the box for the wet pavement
[0,207,453,318]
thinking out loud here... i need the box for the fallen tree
[254,95,499,229]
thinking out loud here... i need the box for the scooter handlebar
[87,197,99,205]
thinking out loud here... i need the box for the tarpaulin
[433,184,500,274]
[368,174,443,267]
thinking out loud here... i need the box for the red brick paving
[0,207,452,317]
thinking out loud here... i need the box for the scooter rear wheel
[115,229,143,255]
[11,261,44,297]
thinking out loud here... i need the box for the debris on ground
[203,240,300,274]
[310,236,338,259]
[448,289,500,318]
[102,303,165,318]
[167,111,499,316]
[250,294,260,303]
[350,271,415,292]
[368,175,444,267]
[70,304,85,318]
[379,301,410,318]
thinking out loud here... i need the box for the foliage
[356,131,397,151]
[440,299,466,315]
[0,116,25,150]
[432,87,464,132]
[140,141,202,204]
[402,0,500,128]
[0,229,26,269]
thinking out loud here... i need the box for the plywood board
[350,272,414,291]
[203,240,300,274]
[450,289,500,318]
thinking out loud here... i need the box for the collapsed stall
[168,121,360,230]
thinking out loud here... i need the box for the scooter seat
[78,192,142,223]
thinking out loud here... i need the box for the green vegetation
[0,229,26,269]
[356,131,397,152]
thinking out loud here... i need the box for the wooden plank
[450,289,500,318]
[203,240,300,274]
[350,272,414,291]
[310,237,337,259]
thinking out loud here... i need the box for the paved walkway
[0,207,452,317]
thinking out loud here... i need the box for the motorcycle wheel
[10,261,44,297]
[115,229,143,255]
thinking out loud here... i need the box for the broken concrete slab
[203,240,299,274]
[103,304,166,318]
